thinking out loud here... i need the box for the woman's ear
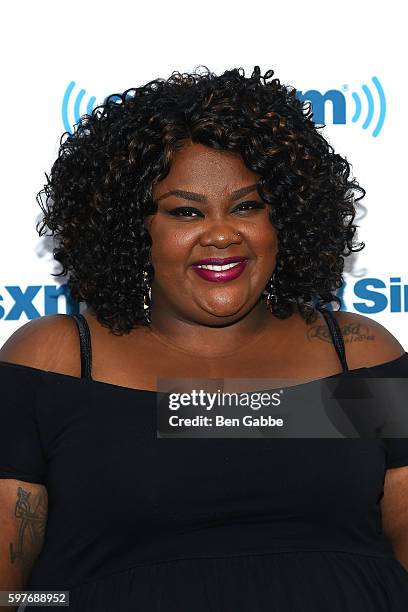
[144,214,153,232]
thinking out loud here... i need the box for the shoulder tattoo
[307,320,375,344]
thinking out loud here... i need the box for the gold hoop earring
[143,270,152,324]
[263,272,277,313]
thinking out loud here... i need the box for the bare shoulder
[330,310,406,370]
[0,314,81,377]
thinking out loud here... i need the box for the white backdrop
[0,0,406,348]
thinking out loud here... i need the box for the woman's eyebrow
[155,184,258,203]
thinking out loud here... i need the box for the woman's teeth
[195,262,241,271]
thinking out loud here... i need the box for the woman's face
[146,142,278,326]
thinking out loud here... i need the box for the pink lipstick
[191,256,248,283]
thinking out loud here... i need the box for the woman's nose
[198,225,243,248]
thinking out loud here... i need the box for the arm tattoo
[9,486,47,581]
[307,322,375,344]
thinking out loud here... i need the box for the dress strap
[317,307,349,373]
[69,313,93,380]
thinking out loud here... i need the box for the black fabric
[0,364,46,484]
[0,311,408,610]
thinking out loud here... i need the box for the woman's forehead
[152,145,260,197]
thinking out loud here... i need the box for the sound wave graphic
[62,77,387,138]
[351,76,386,138]
[62,81,97,133]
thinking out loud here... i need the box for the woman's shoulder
[0,314,81,377]
[329,310,406,370]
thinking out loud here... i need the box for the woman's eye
[167,201,264,218]
[234,201,265,213]
[168,206,203,218]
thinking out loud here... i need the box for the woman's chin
[195,301,250,321]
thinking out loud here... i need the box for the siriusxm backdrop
[0,0,406,348]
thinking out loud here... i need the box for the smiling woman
[34,65,366,335]
[0,65,408,612]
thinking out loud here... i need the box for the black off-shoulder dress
[1,308,408,611]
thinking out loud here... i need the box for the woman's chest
[89,313,343,391]
[92,341,342,393]
[38,386,387,533]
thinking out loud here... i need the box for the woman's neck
[147,301,277,358]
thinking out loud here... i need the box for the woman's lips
[191,260,248,282]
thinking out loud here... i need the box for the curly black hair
[36,65,365,335]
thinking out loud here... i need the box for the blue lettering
[44,284,78,315]
[5,286,41,319]
[390,277,402,313]
[353,278,387,313]
[296,89,346,124]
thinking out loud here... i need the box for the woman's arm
[0,479,48,611]
[331,312,408,569]
[381,466,408,570]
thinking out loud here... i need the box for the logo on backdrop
[0,278,406,320]
[62,76,386,138]
[335,277,407,314]
[297,76,386,138]
[62,82,121,134]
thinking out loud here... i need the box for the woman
[0,65,407,611]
